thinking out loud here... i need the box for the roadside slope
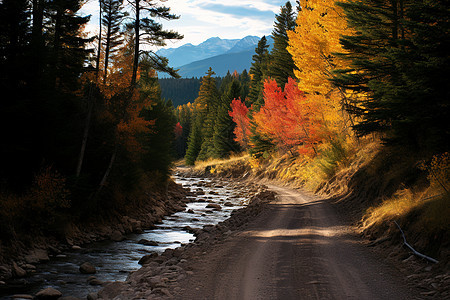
[175,184,417,299]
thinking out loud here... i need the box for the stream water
[1,174,251,299]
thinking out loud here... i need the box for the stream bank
[1,173,268,299]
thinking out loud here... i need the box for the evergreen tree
[128,0,183,86]
[247,36,270,107]
[101,0,126,82]
[267,1,296,88]
[212,79,241,158]
[333,0,450,156]
[239,69,250,101]
[185,68,217,164]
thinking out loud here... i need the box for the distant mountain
[157,37,242,68]
[176,50,254,78]
[157,35,274,78]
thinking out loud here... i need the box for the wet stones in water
[224,202,233,207]
[138,239,159,246]
[34,287,62,299]
[138,253,158,265]
[87,276,103,286]
[186,209,194,213]
[79,262,96,274]
[206,203,221,210]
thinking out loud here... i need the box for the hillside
[156,36,259,68]
[176,50,254,78]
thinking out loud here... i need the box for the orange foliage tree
[253,78,323,155]
[228,98,250,149]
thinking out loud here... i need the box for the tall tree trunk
[52,6,63,90]
[103,9,112,83]
[96,0,103,77]
[131,0,140,87]
[94,144,118,198]
[75,85,94,177]
[76,0,102,177]
[31,0,44,91]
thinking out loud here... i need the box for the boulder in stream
[34,287,62,299]
[137,239,158,246]
[138,253,158,265]
[206,203,221,210]
[79,262,96,274]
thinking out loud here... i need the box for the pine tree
[247,36,270,107]
[267,1,296,88]
[185,68,217,164]
[197,69,220,161]
[333,0,450,155]
[128,0,183,86]
[101,0,126,83]
[212,79,241,158]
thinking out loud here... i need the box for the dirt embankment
[0,180,190,285]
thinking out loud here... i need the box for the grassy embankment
[188,139,450,265]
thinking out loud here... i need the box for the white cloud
[79,0,291,47]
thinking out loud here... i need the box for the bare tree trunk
[76,0,102,177]
[94,144,118,198]
[76,85,94,177]
[131,0,140,87]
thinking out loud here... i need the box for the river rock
[110,230,124,242]
[88,278,103,286]
[138,253,158,265]
[79,262,96,274]
[0,265,12,280]
[137,239,158,246]
[98,282,127,299]
[24,249,49,264]
[12,294,33,299]
[224,201,233,206]
[60,297,82,300]
[186,209,194,213]
[206,203,221,210]
[12,262,27,278]
[86,292,98,300]
[34,287,62,299]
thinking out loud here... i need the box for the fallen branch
[394,221,439,264]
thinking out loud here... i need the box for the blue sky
[80,0,294,49]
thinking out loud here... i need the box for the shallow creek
[1,174,252,299]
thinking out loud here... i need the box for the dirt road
[176,184,417,300]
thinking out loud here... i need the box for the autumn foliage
[229,98,250,148]
[252,78,323,155]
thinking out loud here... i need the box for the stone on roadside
[34,287,62,299]
[79,262,96,274]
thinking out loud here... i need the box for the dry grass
[193,153,250,171]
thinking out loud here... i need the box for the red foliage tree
[174,122,183,139]
[229,97,250,148]
[253,78,322,155]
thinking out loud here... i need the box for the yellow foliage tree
[287,0,353,136]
